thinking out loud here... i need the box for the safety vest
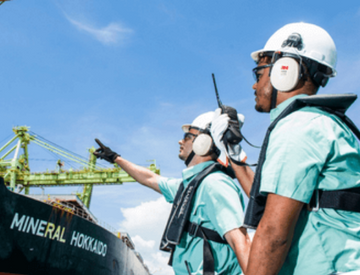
[160,162,232,275]
[244,94,360,229]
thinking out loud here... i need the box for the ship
[0,126,159,275]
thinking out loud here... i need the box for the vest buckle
[188,222,201,238]
[307,189,320,212]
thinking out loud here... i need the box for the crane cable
[28,131,108,170]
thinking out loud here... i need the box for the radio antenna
[212,73,223,108]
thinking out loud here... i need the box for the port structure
[0,126,160,208]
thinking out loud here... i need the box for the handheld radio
[212,74,243,145]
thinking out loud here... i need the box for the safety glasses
[183,132,197,141]
[252,64,273,83]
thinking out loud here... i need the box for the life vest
[160,162,232,275]
[244,94,360,229]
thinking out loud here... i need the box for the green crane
[0,126,160,208]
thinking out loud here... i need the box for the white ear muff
[270,57,300,92]
[192,134,213,156]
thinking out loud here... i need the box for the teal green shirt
[261,94,360,275]
[158,161,245,275]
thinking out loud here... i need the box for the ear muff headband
[270,57,301,92]
[313,71,329,87]
[303,59,330,87]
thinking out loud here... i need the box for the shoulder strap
[243,100,303,229]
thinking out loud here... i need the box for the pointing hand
[93,139,120,164]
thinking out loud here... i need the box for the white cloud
[131,235,171,274]
[65,16,133,45]
[119,197,174,275]
[132,235,155,249]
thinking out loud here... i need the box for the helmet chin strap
[185,151,195,167]
[270,87,278,110]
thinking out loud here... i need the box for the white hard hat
[251,22,337,76]
[182,111,214,133]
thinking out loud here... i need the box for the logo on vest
[178,186,193,217]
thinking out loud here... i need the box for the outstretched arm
[246,193,303,275]
[225,227,251,273]
[114,156,161,193]
[93,139,162,194]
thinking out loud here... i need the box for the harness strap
[184,222,227,244]
[202,229,214,275]
[183,222,227,275]
[308,187,360,212]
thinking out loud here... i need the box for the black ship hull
[0,179,150,275]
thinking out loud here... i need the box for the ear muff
[270,57,300,92]
[192,134,213,156]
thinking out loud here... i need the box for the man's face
[178,128,199,161]
[252,60,273,113]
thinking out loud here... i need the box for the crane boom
[0,126,160,208]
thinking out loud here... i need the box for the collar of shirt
[270,94,308,123]
[181,160,215,188]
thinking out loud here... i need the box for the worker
[93,111,251,275]
[211,22,360,275]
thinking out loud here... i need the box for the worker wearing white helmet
[211,22,360,275]
[251,22,337,112]
[93,111,251,275]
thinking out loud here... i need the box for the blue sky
[1,1,360,273]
